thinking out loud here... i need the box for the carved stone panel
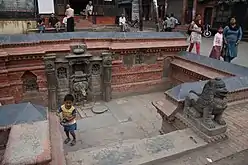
[92,64,101,75]
[135,54,144,64]
[57,67,67,79]
[144,55,157,64]
[112,53,120,61]
[21,71,39,92]
[123,54,134,67]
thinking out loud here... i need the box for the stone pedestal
[177,113,228,143]
[102,52,112,102]
[44,55,57,111]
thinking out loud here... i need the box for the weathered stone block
[3,120,51,165]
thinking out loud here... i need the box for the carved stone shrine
[44,44,112,110]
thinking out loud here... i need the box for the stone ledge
[66,128,207,165]
[2,120,51,165]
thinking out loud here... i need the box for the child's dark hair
[64,94,74,102]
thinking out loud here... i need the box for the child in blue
[58,94,77,146]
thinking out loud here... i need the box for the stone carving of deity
[73,81,89,103]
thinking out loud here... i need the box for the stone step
[171,58,228,78]
[66,128,207,165]
[152,97,178,118]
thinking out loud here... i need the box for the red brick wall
[112,58,164,93]
[0,39,188,105]
[0,56,47,105]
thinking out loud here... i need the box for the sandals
[70,139,76,146]
[64,138,76,146]
[64,138,71,144]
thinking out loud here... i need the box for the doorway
[204,7,213,25]
[232,2,248,29]
[69,0,88,15]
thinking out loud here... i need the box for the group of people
[188,14,242,63]
[36,1,94,33]
[36,4,74,33]
[162,14,179,32]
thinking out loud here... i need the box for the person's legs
[55,22,61,32]
[64,131,71,144]
[70,131,76,146]
[224,56,231,62]
[67,17,72,32]
[188,43,194,52]
[71,18,75,32]
[69,123,77,146]
[195,42,200,54]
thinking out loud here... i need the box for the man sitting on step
[85,1,93,20]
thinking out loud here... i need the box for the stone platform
[3,120,51,165]
[176,113,228,143]
[66,128,207,165]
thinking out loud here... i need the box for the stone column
[192,0,197,20]
[182,0,187,24]
[102,52,112,102]
[44,55,57,111]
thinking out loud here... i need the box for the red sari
[209,46,222,60]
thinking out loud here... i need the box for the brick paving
[210,149,248,165]
[156,102,248,165]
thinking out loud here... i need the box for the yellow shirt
[58,105,76,125]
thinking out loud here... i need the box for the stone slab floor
[63,92,164,153]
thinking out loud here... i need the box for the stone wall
[0,52,47,105]
[111,50,175,97]
[0,20,36,34]
[0,33,188,105]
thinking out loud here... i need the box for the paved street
[192,37,248,68]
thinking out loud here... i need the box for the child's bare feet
[64,138,71,144]
[70,139,76,146]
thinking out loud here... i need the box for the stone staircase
[73,16,94,29]
[66,128,207,165]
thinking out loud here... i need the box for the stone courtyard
[63,92,163,153]
[1,31,248,165]
[64,95,248,165]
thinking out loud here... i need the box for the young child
[57,94,77,146]
[209,27,223,60]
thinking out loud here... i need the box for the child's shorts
[63,123,77,132]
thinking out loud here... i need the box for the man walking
[65,4,75,32]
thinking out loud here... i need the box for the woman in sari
[223,17,242,62]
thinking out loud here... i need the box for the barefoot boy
[57,94,77,146]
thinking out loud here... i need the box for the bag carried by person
[187,21,194,35]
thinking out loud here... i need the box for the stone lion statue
[183,78,228,129]
[73,81,88,102]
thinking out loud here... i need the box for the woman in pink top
[209,27,223,60]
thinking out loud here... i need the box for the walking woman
[223,17,242,62]
[188,14,203,55]
[65,4,75,32]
